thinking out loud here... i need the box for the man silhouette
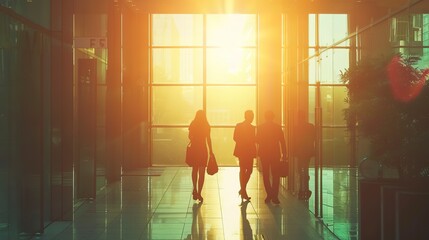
[294,110,315,200]
[234,110,257,201]
[256,110,287,204]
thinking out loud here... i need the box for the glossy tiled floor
[34,167,339,240]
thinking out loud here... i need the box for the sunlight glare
[208,14,251,47]
[206,14,256,83]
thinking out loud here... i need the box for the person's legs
[192,166,198,191]
[302,158,312,200]
[271,160,281,204]
[298,157,304,193]
[239,158,246,193]
[260,159,272,202]
[192,166,198,200]
[197,166,205,201]
[298,157,311,200]
[303,158,310,192]
[243,157,253,189]
[239,157,253,200]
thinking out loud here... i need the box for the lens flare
[387,55,428,102]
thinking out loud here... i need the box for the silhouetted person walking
[234,110,257,201]
[294,110,315,200]
[189,110,214,203]
[257,111,287,204]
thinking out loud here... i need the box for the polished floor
[33,167,340,240]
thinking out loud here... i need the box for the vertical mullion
[256,14,259,127]
[203,14,207,111]
[149,14,153,166]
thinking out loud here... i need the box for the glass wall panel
[211,128,237,166]
[152,127,188,165]
[206,14,256,47]
[309,14,316,47]
[206,48,256,84]
[320,86,348,126]
[308,86,316,124]
[318,14,349,47]
[97,86,106,127]
[96,86,106,191]
[152,48,203,84]
[309,49,349,84]
[323,128,350,166]
[308,49,317,84]
[96,127,106,191]
[206,86,256,125]
[152,86,203,125]
[308,86,348,127]
[0,52,8,238]
[309,14,349,47]
[152,14,203,46]
[422,14,429,68]
[318,49,349,84]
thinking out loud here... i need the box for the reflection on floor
[34,167,339,240]
[308,168,359,240]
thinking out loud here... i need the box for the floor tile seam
[301,210,342,240]
[169,167,191,239]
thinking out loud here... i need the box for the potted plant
[342,54,429,177]
[341,54,429,239]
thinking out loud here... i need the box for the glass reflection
[240,201,253,240]
[189,203,205,239]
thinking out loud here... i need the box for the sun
[207,14,255,74]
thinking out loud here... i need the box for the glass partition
[0,6,51,239]
[299,1,429,239]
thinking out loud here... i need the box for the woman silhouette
[189,110,213,202]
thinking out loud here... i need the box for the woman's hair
[193,110,209,126]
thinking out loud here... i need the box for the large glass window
[151,14,257,166]
[152,49,203,84]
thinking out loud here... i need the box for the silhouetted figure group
[234,109,288,204]
[188,109,314,203]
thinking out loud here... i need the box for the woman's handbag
[279,159,289,177]
[185,142,194,167]
[206,154,218,175]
